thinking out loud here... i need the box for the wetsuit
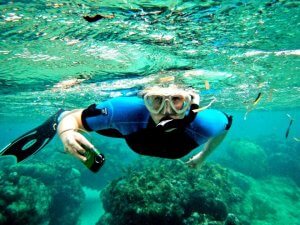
[81,97,232,159]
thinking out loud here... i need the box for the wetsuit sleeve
[81,101,112,131]
[81,97,149,135]
[187,109,232,144]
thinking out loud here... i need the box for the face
[150,105,186,124]
[143,87,191,124]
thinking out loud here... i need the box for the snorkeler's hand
[59,130,94,162]
[186,153,204,169]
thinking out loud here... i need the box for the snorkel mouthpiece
[156,103,200,131]
[157,116,174,128]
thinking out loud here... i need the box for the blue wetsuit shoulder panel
[82,97,150,135]
[187,109,228,145]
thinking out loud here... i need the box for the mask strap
[192,97,217,113]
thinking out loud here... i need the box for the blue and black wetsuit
[81,97,232,159]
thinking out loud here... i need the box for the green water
[0,0,299,225]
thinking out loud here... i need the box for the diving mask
[144,93,192,114]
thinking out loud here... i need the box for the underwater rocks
[263,139,300,186]
[268,152,300,186]
[67,139,137,190]
[41,139,137,190]
[225,137,300,186]
[221,140,268,178]
[0,161,84,225]
[97,160,244,225]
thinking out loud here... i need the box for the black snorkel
[156,104,199,131]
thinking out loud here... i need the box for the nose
[162,100,172,114]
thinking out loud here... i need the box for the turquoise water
[0,0,299,225]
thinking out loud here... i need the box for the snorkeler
[57,85,232,168]
[1,85,232,170]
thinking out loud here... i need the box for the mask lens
[170,95,191,113]
[171,95,185,110]
[144,93,191,114]
[145,95,165,113]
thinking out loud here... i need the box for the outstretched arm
[57,109,94,161]
[186,131,228,169]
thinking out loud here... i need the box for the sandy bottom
[80,187,105,225]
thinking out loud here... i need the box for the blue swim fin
[0,109,65,162]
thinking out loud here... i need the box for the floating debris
[285,114,294,139]
[53,3,64,8]
[4,13,23,22]
[257,82,265,88]
[183,69,232,81]
[65,39,80,46]
[149,33,175,43]
[159,76,175,83]
[268,89,273,102]
[83,14,114,22]
[243,50,300,57]
[204,80,210,90]
[51,78,86,91]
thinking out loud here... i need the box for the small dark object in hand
[84,147,105,172]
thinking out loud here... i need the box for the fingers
[65,146,87,162]
[74,132,94,150]
[64,136,86,162]
[63,131,94,162]
[186,160,197,168]
[186,160,204,170]
[185,155,201,169]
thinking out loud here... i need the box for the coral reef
[220,140,267,178]
[78,139,137,189]
[96,159,245,225]
[0,160,84,225]
[267,152,300,186]
[216,137,300,186]
[261,137,300,186]
[95,157,300,225]
[46,138,137,190]
[233,176,300,224]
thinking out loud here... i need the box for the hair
[139,75,197,97]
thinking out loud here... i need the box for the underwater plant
[0,161,84,225]
[97,159,244,225]
[78,139,138,190]
[44,138,138,190]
